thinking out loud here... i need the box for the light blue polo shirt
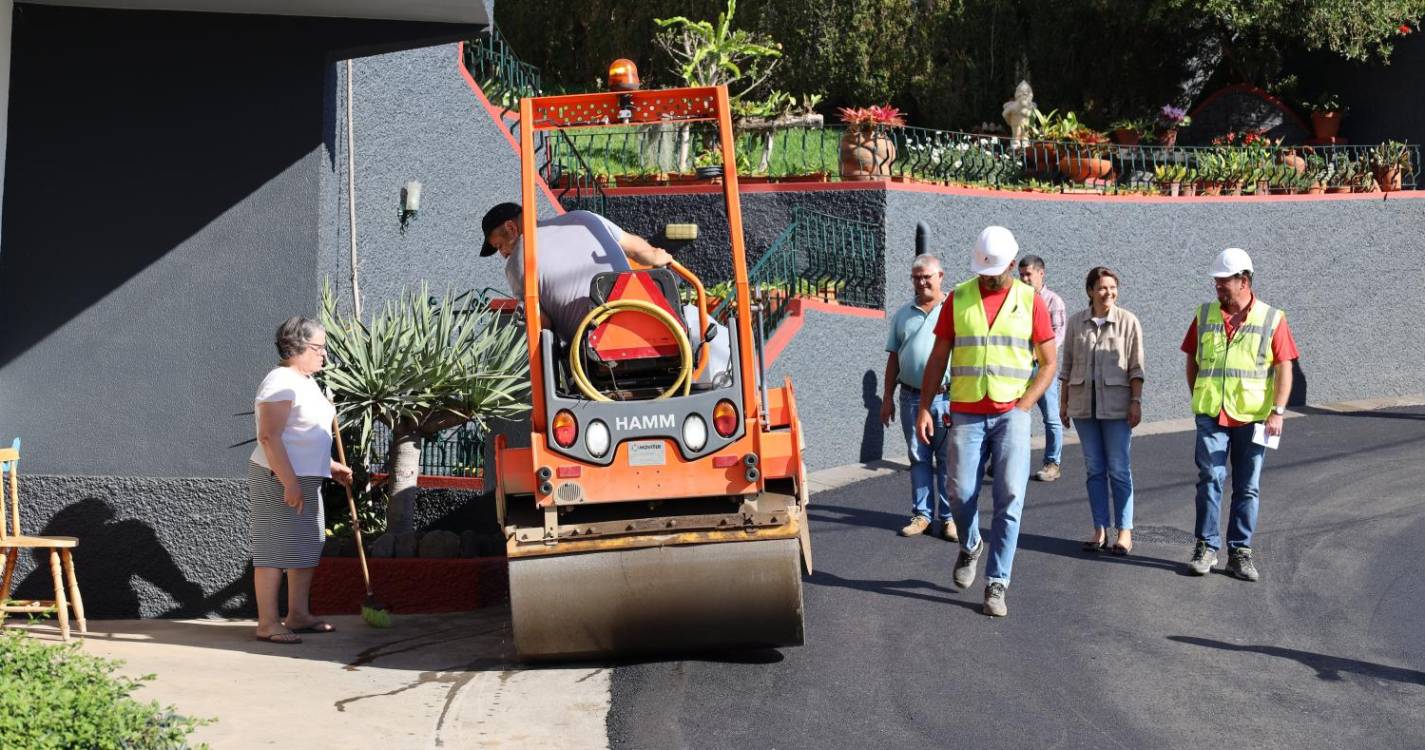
[885,300,949,391]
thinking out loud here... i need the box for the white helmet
[1211,247,1253,278]
[971,226,1018,276]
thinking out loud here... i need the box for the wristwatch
[1271,405,1287,416]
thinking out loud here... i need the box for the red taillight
[557,465,581,478]
[553,410,578,448]
[713,400,738,437]
[712,455,739,468]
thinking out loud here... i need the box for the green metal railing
[714,206,882,341]
[548,120,1421,193]
[366,422,485,478]
[464,25,541,113]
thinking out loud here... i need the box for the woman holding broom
[248,316,352,644]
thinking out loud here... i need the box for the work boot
[939,519,959,543]
[1034,462,1061,482]
[900,516,931,537]
[983,582,1008,617]
[952,538,984,589]
[1187,541,1218,576]
[1226,547,1260,582]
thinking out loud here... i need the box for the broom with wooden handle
[332,416,390,628]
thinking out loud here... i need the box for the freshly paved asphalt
[608,406,1425,749]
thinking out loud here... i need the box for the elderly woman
[248,316,351,643]
[1058,267,1145,556]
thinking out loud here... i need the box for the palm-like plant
[321,283,530,532]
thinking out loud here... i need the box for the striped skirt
[247,461,326,569]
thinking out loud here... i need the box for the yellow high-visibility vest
[1192,300,1283,422]
[948,278,1037,404]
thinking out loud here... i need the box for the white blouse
[249,366,335,478]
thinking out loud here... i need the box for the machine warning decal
[627,440,667,466]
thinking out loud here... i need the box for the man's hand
[916,407,935,444]
[1060,402,1071,430]
[879,398,895,428]
[1015,397,1035,414]
[1265,411,1284,437]
[1128,401,1142,428]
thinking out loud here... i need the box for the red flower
[1400,24,1412,34]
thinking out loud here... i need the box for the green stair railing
[715,205,883,342]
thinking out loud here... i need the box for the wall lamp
[399,180,422,231]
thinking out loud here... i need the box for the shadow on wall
[860,370,884,463]
[1289,360,1307,407]
[12,498,251,619]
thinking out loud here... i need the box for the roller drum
[509,538,805,660]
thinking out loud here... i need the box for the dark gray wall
[1292,33,1425,149]
[320,42,560,317]
[0,5,490,617]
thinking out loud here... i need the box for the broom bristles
[362,595,392,628]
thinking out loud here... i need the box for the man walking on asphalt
[1183,247,1297,581]
[1018,255,1067,482]
[881,254,957,541]
[917,226,1058,617]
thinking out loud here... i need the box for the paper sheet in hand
[1252,423,1281,450]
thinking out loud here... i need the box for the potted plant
[1325,153,1356,193]
[1370,140,1411,192]
[1059,126,1115,184]
[1308,92,1347,140]
[1156,105,1191,150]
[1110,117,1153,146]
[838,104,905,180]
[1153,163,1188,196]
[1302,154,1328,193]
[1024,108,1081,169]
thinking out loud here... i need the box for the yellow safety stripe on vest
[953,335,1034,349]
[1257,306,1280,365]
[1195,367,1271,379]
[950,365,1037,379]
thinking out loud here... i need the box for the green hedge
[0,629,209,749]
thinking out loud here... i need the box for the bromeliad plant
[321,283,530,533]
[838,104,907,134]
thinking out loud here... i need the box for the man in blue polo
[881,254,956,540]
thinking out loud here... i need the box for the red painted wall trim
[1189,83,1312,133]
[763,298,886,368]
[454,43,562,212]
[369,473,486,492]
[602,178,1425,204]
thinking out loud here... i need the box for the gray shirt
[504,211,629,342]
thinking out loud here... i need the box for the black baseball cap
[480,202,522,257]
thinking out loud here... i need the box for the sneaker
[952,539,984,589]
[1227,547,1260,582]
[1034,462,1061,482]
[983,582,1008,617]
[900,516,931,537]
[1187,541,1218,576]
[939,519,959,543]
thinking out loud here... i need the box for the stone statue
[1002,80,1036,147]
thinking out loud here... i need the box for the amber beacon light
[607,58,641,91]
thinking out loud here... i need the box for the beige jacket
[1059,305,1146,420]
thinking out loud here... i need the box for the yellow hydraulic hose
[570,299,693,402]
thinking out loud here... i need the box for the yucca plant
[321,283,530,532]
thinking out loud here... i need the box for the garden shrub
[0,629,209,749]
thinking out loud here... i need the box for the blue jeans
[899,389,951,522]
[1193,415,1266,551]
[1073,418,1134,529]
[1033,367,1063,465]
[947,408,1030,586]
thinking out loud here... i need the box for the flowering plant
[1157,105,1191,130]
[838,104,907,130]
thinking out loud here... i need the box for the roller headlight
[586,419,611,457]
[682,414,708,451]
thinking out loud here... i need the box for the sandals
[285,621,336,634]
[1081,539,1109,552]
[1111,540,1134,556]
[255,631,302,644]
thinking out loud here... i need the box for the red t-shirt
[1179,296,1300,426]
[933,279,1057,414]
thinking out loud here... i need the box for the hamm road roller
[494,83,812,660]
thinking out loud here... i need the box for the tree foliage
[654,0,782,98]
[495,0,1422,131]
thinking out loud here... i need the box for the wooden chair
[0,439,86,640]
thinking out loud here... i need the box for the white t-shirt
[250,366,335,478]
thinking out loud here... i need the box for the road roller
[494,83,812,660]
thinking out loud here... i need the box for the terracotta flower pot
[1307,183,1326,195]
[1111,129,1141,146]
[839,128,897,181]
[1279,151,1307,174]
[1311,111,1342,140]
[1375,166,1403,192]
[1059,155,1116,184]
[1024,143,1059,172]
[1199,182,1222,196]
[1156,128,1179,150]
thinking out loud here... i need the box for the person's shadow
[13,498,210,618]
[860,369,884,463]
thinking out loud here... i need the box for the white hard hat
[971,226,1018,276]
[1211,247,1254,278]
